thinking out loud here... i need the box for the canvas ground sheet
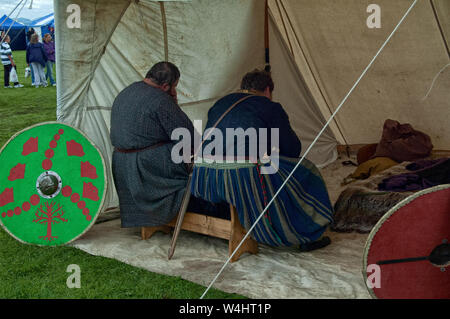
[70,221,370,299]
[69,154,371,299]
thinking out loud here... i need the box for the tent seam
[430,0,450,59]
[278,0,348,145]
[274,0,294,55]
[80,0,132,128]
[268,11,338,146]
[159,1,169,61]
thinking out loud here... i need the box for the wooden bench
[141,205,258,262]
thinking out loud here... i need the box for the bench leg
[141,226,171,240]
[229,205,258,263]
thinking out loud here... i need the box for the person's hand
[11,62,16,67]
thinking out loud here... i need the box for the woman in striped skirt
[191,70,333,250]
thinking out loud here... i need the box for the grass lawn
[0,51,244,299]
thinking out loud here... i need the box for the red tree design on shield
[33,202,68,241]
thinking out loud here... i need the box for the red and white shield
[363,184,450,299]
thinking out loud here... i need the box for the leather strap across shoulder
[194,94,255,157]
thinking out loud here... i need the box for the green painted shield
[0,122,107,246]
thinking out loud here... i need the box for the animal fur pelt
[331,162,415,233]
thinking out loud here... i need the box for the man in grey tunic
[110,62,196,228]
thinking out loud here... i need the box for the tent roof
[0,14,26,29]
[28,13,54,27]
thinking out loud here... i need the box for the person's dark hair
[26,28,35,41]
[145,62,180,86]
[241,69,274,92]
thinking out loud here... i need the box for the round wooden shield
[0,122,107,246]
[363,184,450,299]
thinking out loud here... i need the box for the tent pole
[1,0,27,43]
[0,0,24,28]
[264,0,271,72]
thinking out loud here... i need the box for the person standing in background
[43,33,56,86]
[26,33,48,88]
[1,35,24,88]
[48,26,55,39]
[26,27,35,45]
[26,27,36,85]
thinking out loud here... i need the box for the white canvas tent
[55,0,450,212]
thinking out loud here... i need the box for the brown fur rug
[331,162,416,233]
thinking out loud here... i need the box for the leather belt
[115,141,170,154]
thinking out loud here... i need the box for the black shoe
[299,236,331,252]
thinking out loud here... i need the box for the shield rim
[362,183,450,299]
[0,121,108,247]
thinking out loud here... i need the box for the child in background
[1,35,24,88]
[26,33,48,88]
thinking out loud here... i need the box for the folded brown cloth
[373,119,433,163]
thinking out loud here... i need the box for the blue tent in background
[29,13,55,28]
[0,15,27,50]
[27,13,54,41]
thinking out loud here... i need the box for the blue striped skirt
[191,157,334,247]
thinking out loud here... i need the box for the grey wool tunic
[110,81,195,228]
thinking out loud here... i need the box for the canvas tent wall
[27,13,54,41]
[54,0,450,212]
[0,15,27,50]
[270,0,450,147]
